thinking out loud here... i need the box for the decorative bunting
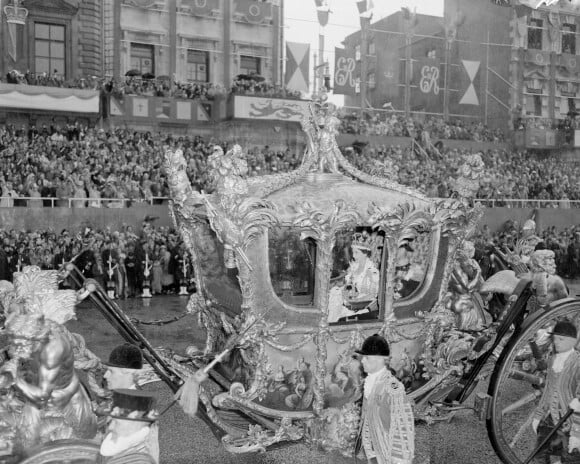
[285,42,310,93]
[410,57,442,112]
[109,97,124,116]
[156,99,171,118]
[459,60,480,105]
[356,0,367,14]
[334,47,358,96]
[132,98,149,117]
[317,7,330,27]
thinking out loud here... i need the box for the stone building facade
[0,0,283,88]
[0,0,103,79]
[106,0,283,87]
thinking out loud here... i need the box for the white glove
[532,418,540,434]
[570,398,580,412]
[569,436,580,453]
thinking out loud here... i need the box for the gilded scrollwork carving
[0,267,98,458]
[222,419,304,454]
[293,199,361,415]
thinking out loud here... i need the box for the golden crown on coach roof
[351,232,372,251]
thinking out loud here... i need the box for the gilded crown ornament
[3,0,28,25]
[351,232,372,251]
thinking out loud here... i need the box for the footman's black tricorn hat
[354,334,390,357]
[104,343,143,370]
[550,321,578,339]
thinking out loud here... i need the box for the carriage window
[268,227,316,306]
[393,230,432,300]
[195,222,242,315]
[328,228,384,324]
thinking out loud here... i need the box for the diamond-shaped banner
[285,42,310,93]
[459,60,480,105]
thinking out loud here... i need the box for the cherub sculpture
[2,313,97,450]
[300,96,343,174]
[528,249,568,311]
[316,115,341,173]
[447,240,491,331]
[0,266,98,457]
[207,144,249,197]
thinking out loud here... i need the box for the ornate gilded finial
[309,90,337,125]
[299,92,343,174]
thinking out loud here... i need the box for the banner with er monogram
[410,57,442,112]
[333,47,359,96]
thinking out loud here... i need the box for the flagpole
[313,50,318,95]
[485,27,490,125]
[360,15,368,117]
[319,29,325,92]
[443,36,451,121]
[404,24,411,117]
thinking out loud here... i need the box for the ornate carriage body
[4,101,580,464]
[165,98,487,453]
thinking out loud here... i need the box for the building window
[240,55,260,76]
[528,18,543,50]
[355,44,361,61]
[534,95,542,116]
[130,43,154,75]
[562,23,576,55]
[399,58,406,85]
[525,94,543,116]
[34,23,65,76]
[368,72,376,89]
[368,40,375,56]
[559,81,578,97]
[525,78,543,94]
[186,50,209,82]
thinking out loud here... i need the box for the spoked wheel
[20,439,99,464]
[487,298,580,464]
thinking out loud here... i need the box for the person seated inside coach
[328,231,380,323]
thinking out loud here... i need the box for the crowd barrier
[0,197,169,208]
[2,199,580,235]
[1,197,577,209]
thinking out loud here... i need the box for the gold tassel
[174,375,201,418]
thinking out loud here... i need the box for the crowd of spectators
[230,77,302,100]
[4,220,580,301]
[4,69,101,90]
[339,111,506,143]
[2,70,298,101]
[3,121,580,205]
[0,222,193,298]
[340,142,580,205]
[472,221,580,280]
[0,123,304,204]
[2,122,580,205]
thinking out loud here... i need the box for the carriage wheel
[486,298,580,464]
[19,439,100,464]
